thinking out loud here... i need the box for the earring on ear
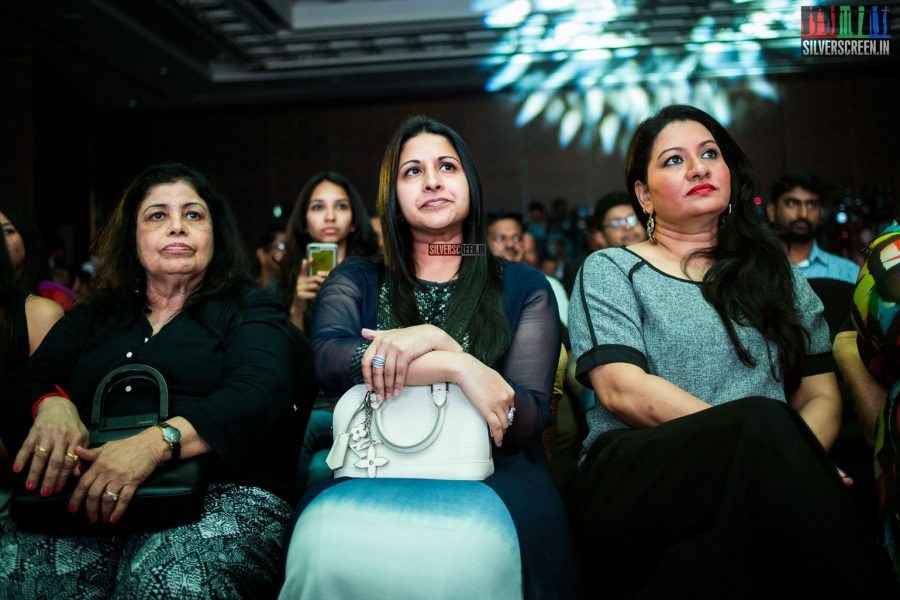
[645,212,656,243]
[721,202,733,225]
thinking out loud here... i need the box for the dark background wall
[2,52,898,266]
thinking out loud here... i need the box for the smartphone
[307,243,338,276]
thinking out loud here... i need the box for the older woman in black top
[0,164,300,598]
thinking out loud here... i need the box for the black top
[0,286,299,499]
[0,292,30,387]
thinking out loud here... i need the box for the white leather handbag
[326,383,495,480]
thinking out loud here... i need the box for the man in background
[488,211,568,328]
[254,219,286,289]
[592,191,646,249]
[563,191,646,293]
[766,171,859,284]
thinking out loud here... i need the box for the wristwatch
[156,422,181,462]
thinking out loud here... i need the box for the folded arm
[587,362,711,428]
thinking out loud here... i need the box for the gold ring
[104,490,120,502]
[65,452,79,462]
[34,445,49,454]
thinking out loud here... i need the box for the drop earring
[645,212,656,243]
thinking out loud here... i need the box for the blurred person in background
[276,171,379,332]
[254,218,287,289]
[767,171,859,285]
[488,211,567,328]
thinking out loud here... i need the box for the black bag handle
[90,364,169,430]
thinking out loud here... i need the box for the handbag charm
[328,389,391,477]
[346,391,389,476]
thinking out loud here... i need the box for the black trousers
[569,397,898,598]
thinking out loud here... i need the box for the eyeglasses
[490,234,522,244]
[271,242,286,252]
[604,214,639,229]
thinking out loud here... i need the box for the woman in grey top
[568,105,896,597]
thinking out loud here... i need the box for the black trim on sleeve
[578,265,598,347]
[575,344,648,386]
[803,351,836,377]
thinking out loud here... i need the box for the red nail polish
[26,481,35,491]
[88,516,97,524]
[68,505,77,513]
[12,464,21,473]
[40,488,49,497]
[110,516,118,524]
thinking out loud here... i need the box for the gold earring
[645,212,656,243]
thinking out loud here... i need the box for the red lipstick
[688,184,716,195]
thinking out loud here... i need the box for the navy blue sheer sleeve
[309,258,380,397]
[497,262,561,449]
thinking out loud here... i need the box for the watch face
[162,424,181,443]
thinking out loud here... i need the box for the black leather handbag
[11,364,208,534]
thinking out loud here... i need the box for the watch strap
[156,422,181,462]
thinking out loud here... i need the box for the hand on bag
[13,396,89,497]
[361,325,462,402]
[69,427,165,524]
[455,356,515,448]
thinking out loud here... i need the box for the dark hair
[527,202,546,214]
[625,105,807,394]
[0,198,44,291]
[377,116,509,365]
[770,171,824,205]
[255,216,287,251]
[85,163,253,320]
[592,191,633,230]
[0,232,16,380]
[487,211,524,229]
[279,171,378,305]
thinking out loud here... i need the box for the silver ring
[506,406,516,427]
[372,355,386,369]
[104,490,120,502]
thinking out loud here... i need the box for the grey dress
[569,247,833,453]
[565,247,895,597]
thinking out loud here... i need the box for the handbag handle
[90,364,169,429]
[372,383,448,453]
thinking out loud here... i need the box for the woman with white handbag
[280,116,577,599]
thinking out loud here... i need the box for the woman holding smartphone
[279,172,380,494]
[277,172,379,332]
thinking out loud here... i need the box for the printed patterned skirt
[0,484,291,599]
